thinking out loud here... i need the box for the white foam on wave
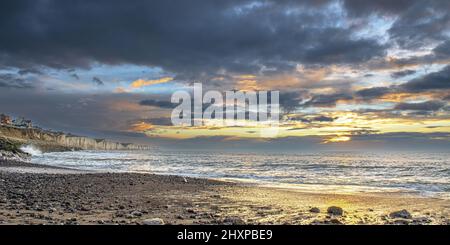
[20,144,42,156]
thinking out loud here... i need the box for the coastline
[1,160,449,225]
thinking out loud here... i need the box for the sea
[25,148,450,199]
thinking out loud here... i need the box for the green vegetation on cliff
[0,138,24,154]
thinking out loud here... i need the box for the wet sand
[1,160,449,225]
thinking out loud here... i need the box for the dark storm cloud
[139,99,175,109]
[0,0,386,78]
[344,0,450,50]
[287,114,336,123]
[391,69,416,79]
[354,65,450,102]
[355,86,392,100]
[342,0,414,16]
[394,100,446,111]
[278,92,305,113]
[433,40,450,58]
[387,1,450,49]
[311,115,336,122]
[302,92,353,107]
[142,118,173,126]
[400,65,450,92]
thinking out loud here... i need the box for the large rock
[0,139,30,162]
[327,206,344,216]
[142,218,165,225]
[389,209,412,219]
[223,217,246,225]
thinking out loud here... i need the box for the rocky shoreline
[0,139,30,162]
[1,160,449,225]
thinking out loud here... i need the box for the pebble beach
[1,160,449,225]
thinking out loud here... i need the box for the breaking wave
[20,144,42,156]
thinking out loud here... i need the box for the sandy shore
[1,160,449,225]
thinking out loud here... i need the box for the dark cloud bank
[0,0,399,78]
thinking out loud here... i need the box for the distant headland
[1,113,152,161]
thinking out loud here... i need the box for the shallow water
[31,150,450,198]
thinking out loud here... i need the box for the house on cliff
[13,117,33,128]
[0,114,33,128]
[1,114,12,125]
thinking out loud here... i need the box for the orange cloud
[323,135,351,143]
[235,74,259,91]
[114,87,128,93]
[130,122,154,132]
[130,77,173,89]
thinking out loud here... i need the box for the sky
[0,0,449,151]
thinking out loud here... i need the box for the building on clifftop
[13,117,33,128]
[0,114,12,125]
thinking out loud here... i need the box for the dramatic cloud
[343,0,414,16]
[343,0,450,49]
[0,0,386,79]
[355,86,392,100]
[139,99,175,109]
[279,92,305,112]
[391,69,416,79]
[387,1,450,49]
[354,65,450,102]
[303,92,353,107]
[394,100,446,111]
[400,65,450,92]
[434,40,450,58]
[311,115,336,122]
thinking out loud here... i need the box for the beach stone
[223,217,245,225]
[392,219,411,225]
[142,218,165,225]
[327,206,343,216]
[131,210,142,217]
[412,217,432,224]
[115,210,125,217]
[330,218,343,224]
[309,207,320,213]
[79,206,90,212]
[389,209,412,219]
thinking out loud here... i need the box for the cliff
[0,125,151,152]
